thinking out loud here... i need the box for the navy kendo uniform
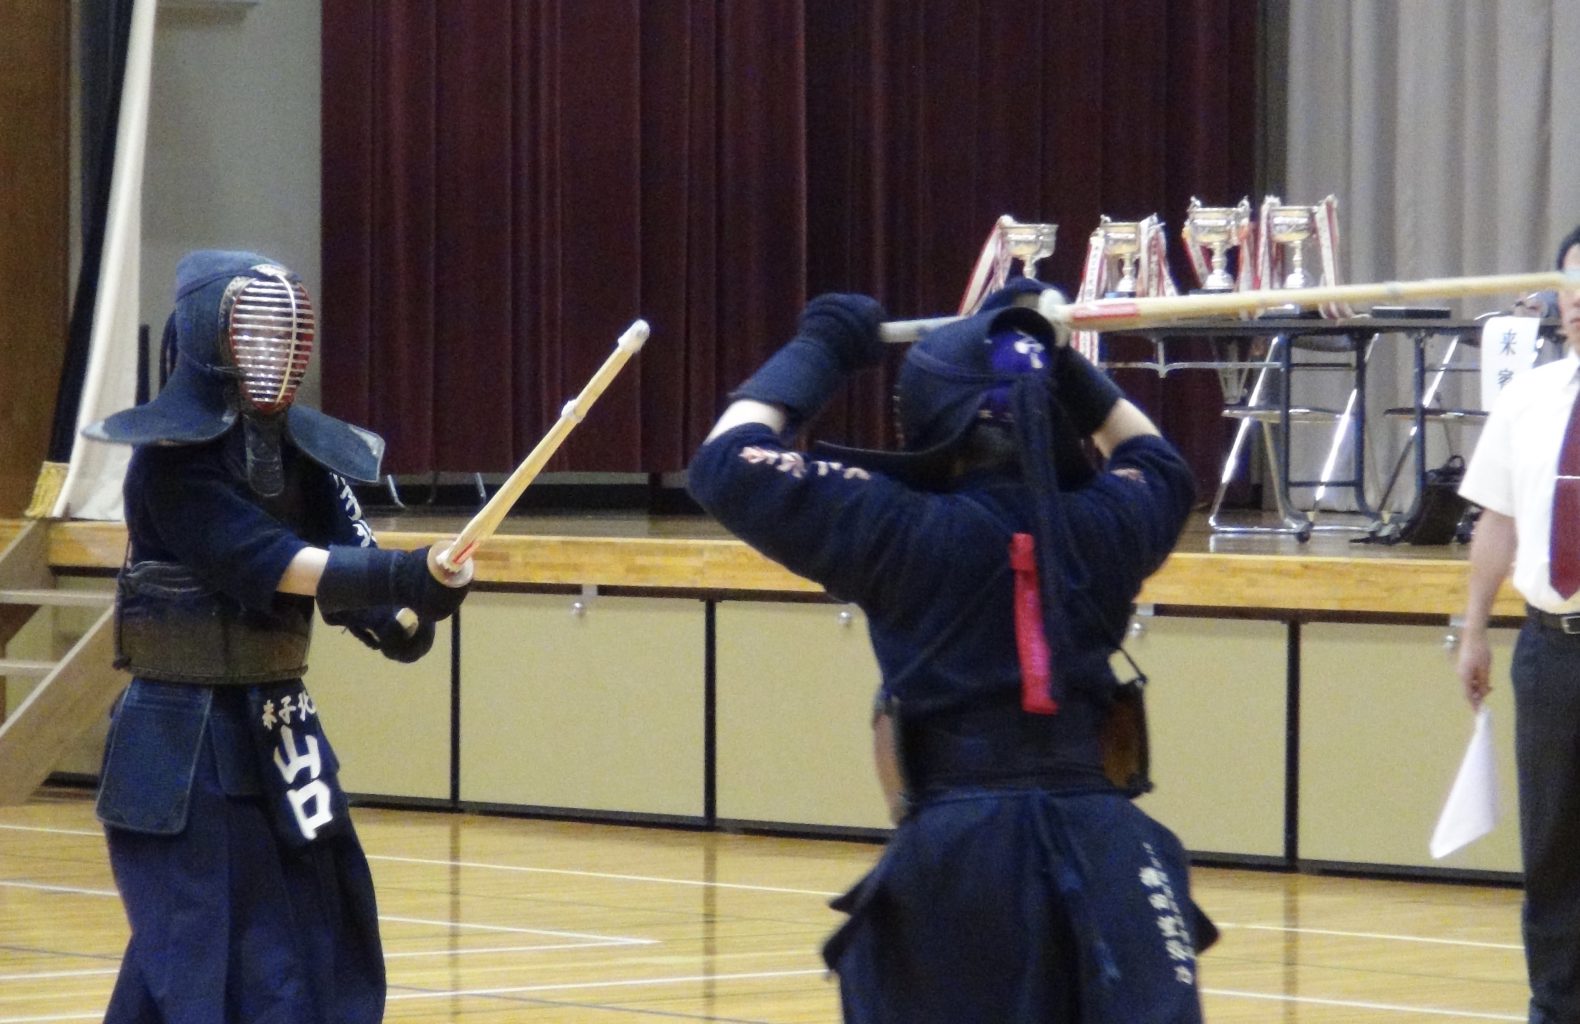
[688,287,1211,1023]
[84,251,468,1024]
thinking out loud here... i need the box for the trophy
[998,218,1058,279]
[1099,217,1142,296]
[1186,197,1250,292]
[1268,205,1316,288]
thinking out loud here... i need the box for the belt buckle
[1562,614,1580,635]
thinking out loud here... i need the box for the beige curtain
[1282,0,1580,513]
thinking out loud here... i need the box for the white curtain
[1282,0,1580,513]
[50,0,156,521]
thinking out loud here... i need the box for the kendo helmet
[84,250,384,485]
[165,251,316,417]
[815,281,1085,487]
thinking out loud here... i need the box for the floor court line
[0,885,656,966]
[0,969,118,982]
[0,881,653,948]
[385,940,650,958]
[387,967,831,1001]
[0,994,1528,1024]
[369,853,840,898]
[377,968,1524,1022]
[368,854,1528,957]
[1,825,836,896]
[1218,921,1524,951]
[0,825,99,838]
[0,880,116,898]
[1,829,1527,955]
[1201,986,1524,1021]
[380,913,655,944]
[0,961,1525,1022]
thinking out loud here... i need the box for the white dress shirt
[1460,348,1580,612]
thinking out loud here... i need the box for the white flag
[49,0,155,521]
[1430,706,1502,859]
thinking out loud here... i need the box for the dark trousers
[1513,619,1580,1024]
[102,699,385,1024]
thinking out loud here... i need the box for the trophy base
[1103,290,1138,299]
[1190,287,1236,295]
[1256,304,1320,319]
[1370,304,1452,320]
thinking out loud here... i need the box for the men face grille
[226,270,315,414]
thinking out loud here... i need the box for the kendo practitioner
[82,250,471,1024]
[687,283,1211,1022]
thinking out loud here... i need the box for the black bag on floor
[1396,455,1470,545]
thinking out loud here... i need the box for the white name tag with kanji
[249,682,349,847]
[1480,316,1542,409]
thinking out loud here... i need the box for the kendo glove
[1052,346,1124,437]
[377,611,436,663]
[317,545,472,623]
[730,293,887,424]
[1048,402,1098,489]
[329,607,437,663]
[797,293,888,370]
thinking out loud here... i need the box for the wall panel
[0,3,69,514]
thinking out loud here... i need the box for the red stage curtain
[321,0,1258,487]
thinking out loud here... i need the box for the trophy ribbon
[1256,194,1282,292]
[1139,216,1180,298]
[1314,194,1351,318]
[1235,214,1257,292]
[1181,218,1214,288]
[1071,226,1111,361]
[957,215,1014,315]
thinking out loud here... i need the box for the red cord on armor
[1009,533,1058,715]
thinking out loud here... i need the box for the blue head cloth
[895,305,1055,451]
[84,250,384,483]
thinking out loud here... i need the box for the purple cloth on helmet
[976,323,1053,423]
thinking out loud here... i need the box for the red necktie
[1550,390,1580,598]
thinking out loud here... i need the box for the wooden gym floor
[0,786,1528,1023]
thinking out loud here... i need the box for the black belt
[897,697,1109,796]
[1528,605,1580,635]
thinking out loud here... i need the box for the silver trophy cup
[1186,197,1250,292]
[1268,205,1316,289]
[999,218,1059,279]
[1099,217,1142,296]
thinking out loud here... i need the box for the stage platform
[1,509,1520,620]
